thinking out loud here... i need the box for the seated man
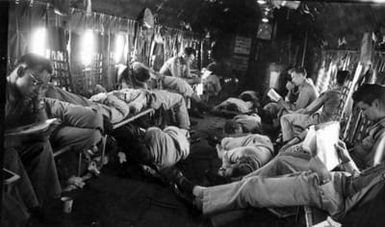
[201,65,221,103]
[4,53,62,220]
[166,141,380,222]
[245,84,385,180]
[276,67,318,115]
[159,47,195,79]
[21,59,105,155]
[280,70,349,142]
[162,84,385,224]
[40,97,104,154]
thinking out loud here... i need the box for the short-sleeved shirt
[159,56,189,78]
[318,89,343,122]
[144,126,190,170]
[292,79,318,110]
[352,117,385,169]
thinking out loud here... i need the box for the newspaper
[302,121,341,171]
[267,88,282,102]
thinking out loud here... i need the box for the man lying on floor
[230,113,262,134]
[113,124,190,175]
[215,120,274,179]
[212,90,260,114]
[160,83,385,225]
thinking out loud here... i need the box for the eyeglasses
[29,73,44,86]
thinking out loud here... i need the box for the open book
[267,88,282,102]
[5,118,61,136]
[302,121,341,171]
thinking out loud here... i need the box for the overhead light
[257,0,266,4]
[262,18,269,23]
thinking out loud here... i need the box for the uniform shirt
[352,117,385,169]
[144,126,190,170]
[233,114,262,133]
[202,73,221,97]
[218,134,274,176]
[301,87,343,122]
[159,56,190,78]
[288,79,318,111]
[5,82,47,130]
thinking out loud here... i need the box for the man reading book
[280,70,349,142]
[277,67,318,114]
[4,53,106,222]
[4,53,62,221]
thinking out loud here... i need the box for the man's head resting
[9,53,53,98]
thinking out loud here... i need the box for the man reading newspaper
[159,84,385,226]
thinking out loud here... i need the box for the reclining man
[227,113,262,134]
[213,91,260,114]
[120,61,209,116]
[215,120,274,179]
[44,77,191,130]
[162,83,385,223]
[280,70,349,142]
[113,124,190,175]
